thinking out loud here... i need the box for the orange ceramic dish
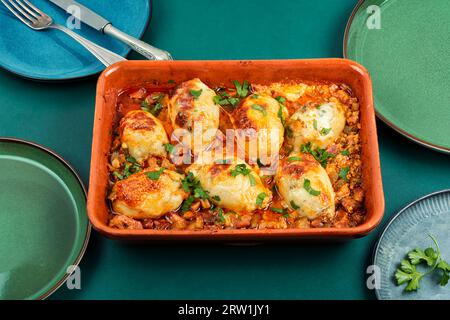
[88,59,384,241]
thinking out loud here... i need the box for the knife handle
[103,24,173,60]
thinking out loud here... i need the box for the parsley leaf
[181,195,194,213]
[234,80,250,98]
[320,127,332,136]
[230,164,251,177]
[256,192,267,208]
[408,248,436,266]
[113,171,124,180]
[290,200,300,210]
[189,89,202,99]
[164,143,175,154]
[303,179,321,196]
[395,235,450,292]
[230,164,256,186]
[248,174,256,186]
[275,96,286,105]
[341,149,350,156]
[313,119,318,130]
[338,166,350,182]
[212,195,221,202]
[251,104,267,116]
[287,156,302,162]
[300,142,336,168]
[217,208,225,223]
[145,168,165,180]
[437,260,450,286]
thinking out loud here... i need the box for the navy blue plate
[373,190,450,300]
[0,0,151,81]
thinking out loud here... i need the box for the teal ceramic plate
[344,0,450,153]
[0,0,151,81]
[373,190,450,300]
[0,138,89,299]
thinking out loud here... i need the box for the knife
[49,0,172,60]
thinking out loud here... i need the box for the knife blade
[48,0,172,60]
[49,0,110,31]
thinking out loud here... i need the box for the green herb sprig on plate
[395,235,450,292]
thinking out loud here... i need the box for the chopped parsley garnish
[217,208,225,223]
[285,126,294,138]
[287,156,302,162]
[230,164,256,186]
[180,172,211,213]
[181,195,195,213]
[181,172,210,199]
[300,142,336,168]
[233,80,250,98]
[271,207,289,218]
[290,200,300,210]
[228,97,240,106]
[341,149,350,156]
[251,104,267,116]
[303,179,321,196]
[248,174,256,187]
[252,94,259,99]
[320,127,332,136]
[121,155,141,178]
[126,155,140,167]
[275,96,286,105]
[213,91,240,108]
[164,143,175,154]
[113,171,124,180]
[212,195,221,202]
[338,166,350,182]
[277,105,286,126]
[313,119,318,130]
[141,94,164,117]
[145,168,165,180]
[213,95,228,105]
[189,89,202,99]
[395,235,450,292]
[230,164,252,177]
[256,192,267,208]
[168,79,176,84]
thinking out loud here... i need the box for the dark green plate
[0,138,89,299]
[344,0,450,153]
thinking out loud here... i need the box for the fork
[1,0,126,67]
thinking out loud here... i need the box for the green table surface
[1,0,449,300]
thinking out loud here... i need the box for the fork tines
[1,0,45,25]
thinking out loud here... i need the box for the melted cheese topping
[187,156,272,212]
[231,95,287,164]
[168,78,220,154]
[275,152,335,220]
[285,99,346,149]
[119,110,169,163]
[109,168,188,219]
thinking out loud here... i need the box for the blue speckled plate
[374,190,450,300]
[0,0,151,81]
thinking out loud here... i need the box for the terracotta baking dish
[88,59,384,241]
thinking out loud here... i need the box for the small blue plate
[0,0,151,81]
[374,190,450,300]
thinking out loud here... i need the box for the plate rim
[0,0,152,82]
[343,0,450,154]
[0,136,91,300]
[372,189,450,300]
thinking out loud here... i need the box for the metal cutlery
[1,0,126,67]
[48,0,173,60]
